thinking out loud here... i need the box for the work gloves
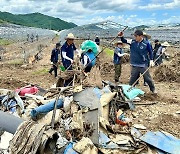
[150,60,155,67]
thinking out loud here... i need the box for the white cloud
[161,16,180,24]
[139,0,180,10]
[129,15,137,18]
[0,0,179,26]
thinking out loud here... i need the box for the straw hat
[66,33,75,39]
[161,41,171,47]
[114,40,124,46]
[143,32,151,39]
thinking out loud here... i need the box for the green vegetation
[0,38,13,45]
[32,68,49,75]
[7,59,24,65]
[104,48,114,57]
[0,11,77,30]
[0,19,6,24]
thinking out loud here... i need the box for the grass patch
[32,68,49,75]
[104,48,114,57]
[0,38,13,46]
[0,19,7,24]
[7,59,24,65]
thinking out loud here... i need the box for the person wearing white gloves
[118,30,156,94]
[61,33,78,86]
[113,41,127,83]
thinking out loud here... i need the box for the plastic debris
[120,84,145,100]
[133,124,147,130]
[140,131,180,154]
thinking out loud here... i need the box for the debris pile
[154,52,180,82]
[0,72,180,154]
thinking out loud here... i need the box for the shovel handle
[128,52,164,91]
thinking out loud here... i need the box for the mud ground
[0,38,180,138]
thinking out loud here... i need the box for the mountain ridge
[0,11,77,30]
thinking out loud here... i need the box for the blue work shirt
[61,41,76,69]
[121,37,153,67]
[113,47,124,64]
[81,51,96,67]
[51,48,60,63]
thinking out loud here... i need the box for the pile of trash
[154,52,180,82]
[0,75,180,154]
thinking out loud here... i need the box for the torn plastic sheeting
[99,132,123,149]
[14,92,25,112]
[120,84,144,100]
[99,131,111,146]
[37,109,63,125]
[109,134,133,145]
[16,86,38,96]
[82,109,99,145]
[131,127,142,141]
[25,93,44,100]
[0,95,6,101]
[30,99,63,120]
[0,110,23,134]
[73,137,95,153]
[56,133,69,149]
[140,131,180,154]
[64,142,78,154]
[7,99,16,113]
[73,87,99,110]
[2,92,24,112]
[73,86,113,111]
[94,86,116,107]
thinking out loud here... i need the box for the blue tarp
[140,131,180,154]
[30,99,63,119]
[64,142,78,154]
[120,84,145,100]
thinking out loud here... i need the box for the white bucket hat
[66,33,75,39]
[114,40,124,46]
[161,41,171,47]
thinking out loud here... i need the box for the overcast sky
[0,0,180,27]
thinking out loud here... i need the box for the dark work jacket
[61,41,76,68]
[113,47,124,64]
[51,48,60,63]
[95,38,100,45]
[121,37,153,67]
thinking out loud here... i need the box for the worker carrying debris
[61,33,79,86]
[49,43,61,78]
[113,41,127,83]
[118,30,156,94]
[80,40,99,73]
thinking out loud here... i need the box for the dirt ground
[0,38,180,138]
